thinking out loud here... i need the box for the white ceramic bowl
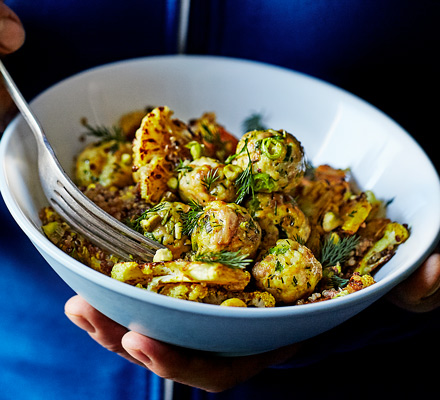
[1,55,439,356]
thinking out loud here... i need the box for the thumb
[0,2,25,55]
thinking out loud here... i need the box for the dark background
[2,0,439,398]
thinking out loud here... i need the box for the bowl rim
[1,54,439,318]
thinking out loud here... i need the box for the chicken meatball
[178,157,239,205]
[252,239,322,304]
[232,129,306,194]
[246,192,311,252]
[192,201,261,259]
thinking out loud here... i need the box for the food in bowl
[40,105,409,307]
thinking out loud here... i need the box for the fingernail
[122,334,152,366]
[125,346,152,366]
[423,278,440,299]
[65,312,96,333]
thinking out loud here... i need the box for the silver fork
[0,59,164,261]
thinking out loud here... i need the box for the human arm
[0,1,25,132]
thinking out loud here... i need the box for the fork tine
[46,177,163,261]
[49,190,155,261]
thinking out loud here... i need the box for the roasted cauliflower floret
[111,260,251,292]
[191,201,262,259]
[40,207,119,276]
[75,140,133,188]
[245,192,311,252]
[232,129,306,194]
[294,165,351,225]
[132,106,194,203]
[178,157,239,205]
[334,272,376,298]
[355,222,409,275]
[129,201,191,259]
[203,288,276,308]
[252,239,322,304]
[154,283,209,302]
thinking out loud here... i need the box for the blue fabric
[0,197,161,400]
[1,1,439,399]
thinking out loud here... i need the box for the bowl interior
[1,55,439,309]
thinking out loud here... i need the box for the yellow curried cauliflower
[355,222,410,275]
[75,140,133,188]
[202,288,276,307]
[132,106,194,204]
[111,259,251,292]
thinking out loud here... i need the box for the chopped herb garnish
[176,159,193,173]
[201,168,220,192]
[319,234,360,268]
[261,137,284,160]
[178,200,204,236]
[234,138,256,204]
[253,172,276,192]
[330,275,350,289]
[292,234,306,245]
[127,203,167,232]
[242,112,267,133]
[194,250,252,269]
[385,197,395,207]
[268,244,289,255]
[81,120,126,143]
[275,260,284,272]
[201,122,221,144]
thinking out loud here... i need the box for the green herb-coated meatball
[252,239,322,304]
[232,129,306,194]
[192,201,262,259]
[245,192,311,253]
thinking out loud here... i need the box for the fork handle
[0,59,52,153]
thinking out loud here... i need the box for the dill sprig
[201,168,220,192]
[178,200,204,236]
[242,112,267,133]
[234,139,255,204]
[193,250,253,269]
[175,159,193,173]
[82,120,126,143]
[330,275,350,289]
[201,122,221,144]
[319,234,360,268]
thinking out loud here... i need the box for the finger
[64,295,143,366]
[122,331,300,392]
[0,2,25,54]
[388,252,440,312]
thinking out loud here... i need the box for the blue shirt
[1,1,439,399]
